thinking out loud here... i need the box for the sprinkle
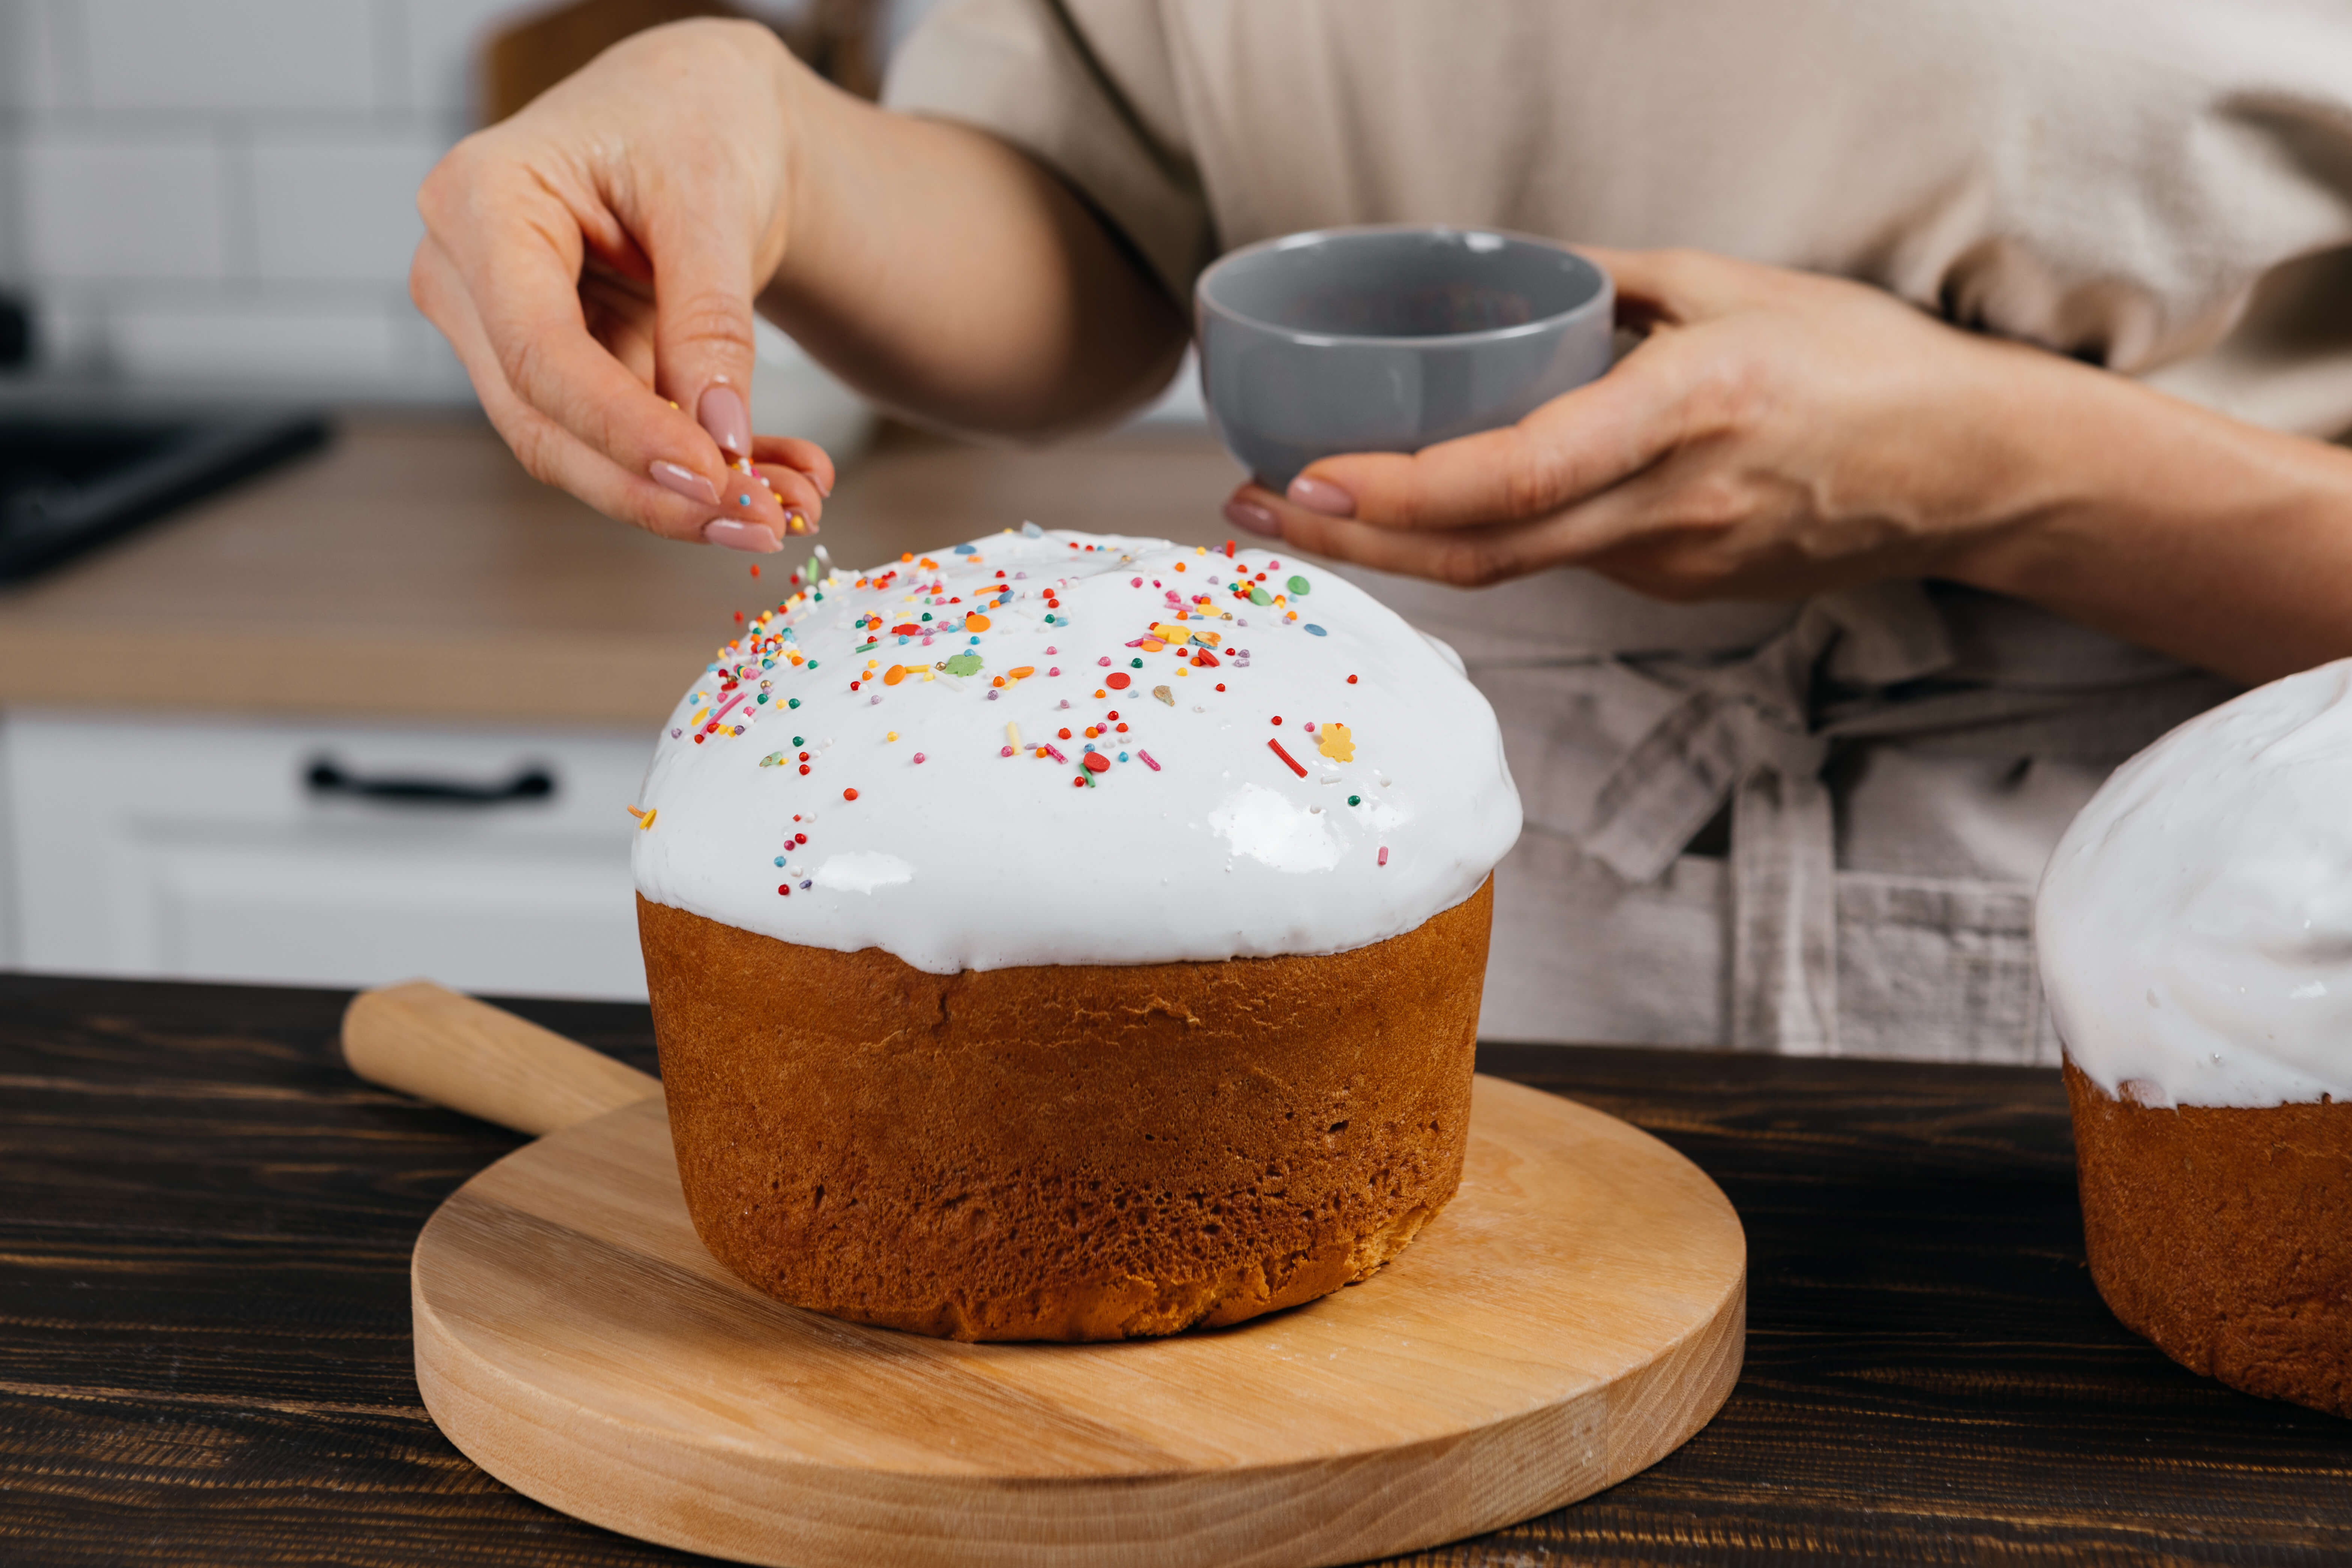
[1248,586,1273,606]
[1106,672,1131,690]
[1287,575,1310,595]
[844,788,859,800]
[1044,744,1068,764]
[1152,685,1173,706]
[1000,746,1015,757]
[1139,750,1160,771]
[1082,751,1110,774]
[913,752,926,764]
[1268,738,1307,777]
[1007,722,1022,747]
[750,565,760,578]
[1271,715,1283,725]
[1347,674,1358,684]
[1318,722,1355,761]
[624,805,657,830]
[1378,846,1389,867]
[1304,624,1326,636]
[886,731,899,742]
[884,666,908,686]
[943,652,982,676]
[1348,794,1361,806]
[965,612,991,631]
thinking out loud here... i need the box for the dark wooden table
[3,974,2345,1565]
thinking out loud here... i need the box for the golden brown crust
[2065,1059,2352,1417]
[640,878,1492,1341]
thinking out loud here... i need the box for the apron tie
[1572,582,1955,1053]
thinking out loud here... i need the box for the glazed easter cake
[632,527,1521,1341]
[2037,658,2352,1416]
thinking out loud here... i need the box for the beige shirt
[885,0,2352,1060]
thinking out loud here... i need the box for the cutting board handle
[342,980,660,1137]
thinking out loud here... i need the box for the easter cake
[632,527,1522,1341]
[2037,658,2352,1416]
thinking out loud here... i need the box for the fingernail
[814,469,833,497]
[1224,498,1280,536]
[703,518,780,553]
[1286,475,1356,517]
[697,384,751,457]
[649,461,720,505]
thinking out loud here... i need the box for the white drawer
[0,711,656,1000]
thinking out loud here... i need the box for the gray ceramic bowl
[1196,225,1614,491]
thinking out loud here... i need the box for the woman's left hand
[1224,246,2056,599]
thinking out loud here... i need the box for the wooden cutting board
[352,984,1745,1568]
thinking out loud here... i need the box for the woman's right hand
[411,19,834,553]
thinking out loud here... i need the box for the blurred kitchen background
[0,0,1226,1001]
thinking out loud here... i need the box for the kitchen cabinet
[0,711,653,999]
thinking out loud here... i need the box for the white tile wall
[23,131,229,280]
[251,130,440,284]
[113,298,404,383]
[81,0,381,116]
[0,0,550,399]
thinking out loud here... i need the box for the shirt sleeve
[882,0,1213,306]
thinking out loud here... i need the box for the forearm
[1941,345,2352,686]
[763,62,1187,438]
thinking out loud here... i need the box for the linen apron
[886,0,2352,1060]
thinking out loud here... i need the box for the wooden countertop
[5,972,2349,1565]
[0,416,1245,731]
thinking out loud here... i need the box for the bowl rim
[1194,223,1614,349]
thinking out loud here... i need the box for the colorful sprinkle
[1268,738,1307,777]
[1106,672,1131,690]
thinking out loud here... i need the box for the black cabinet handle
[305,757,556,806]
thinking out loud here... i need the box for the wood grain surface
[3,972,2349,1565]
[412,1078,1742,1567]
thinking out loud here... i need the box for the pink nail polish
[703,518,780,553]
[650,461,719,505]
[1224,498,1280,536]
[1286,476,1355,517]
[697,384,751,458]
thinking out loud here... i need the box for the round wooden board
[412,1074,1745,1568]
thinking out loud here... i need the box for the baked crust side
[642,877,1493,1341]
[2066,1059,2352,1416]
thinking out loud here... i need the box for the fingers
[413,235,782,550]
[752,433,835,497]
[418,152,791,541]
[1226,447,1699,589]
[637,195,763,463]
[1576,244,1760,325]
[1283,339,1696,531]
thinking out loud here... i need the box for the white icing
[2035,657,2352,1108]
[632,529,1522,972]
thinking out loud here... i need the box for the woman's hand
[412,20,832,553]
[1224,247,2054,597]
